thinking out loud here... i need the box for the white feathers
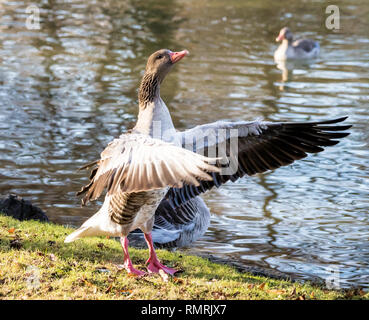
[85,133,221,201]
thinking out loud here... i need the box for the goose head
[145,49,189,82]
[138,49,189,106]
[276,27,293,42]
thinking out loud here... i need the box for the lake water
[0,0,368,289]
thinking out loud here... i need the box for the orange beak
[276,34,284,42]
[169,50,189,63]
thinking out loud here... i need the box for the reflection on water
[274,59,322,92]
[275,59,291,85]
[0,0,368,288]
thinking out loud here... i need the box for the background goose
[274,27,320,60]
[65,48,351,276]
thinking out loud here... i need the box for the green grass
[0,214,367,300]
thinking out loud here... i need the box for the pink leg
[144,233,178,275]
[120,237,146,276]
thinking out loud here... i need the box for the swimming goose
[274,27,320,60]
[65,48,351,275]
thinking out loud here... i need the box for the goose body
[274,27,320,60]
[65,189,167,241]
[65,48,350,275]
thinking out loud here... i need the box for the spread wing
[77,133,220,205]
[165,117,351,207]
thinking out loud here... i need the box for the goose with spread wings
[65,48,351,276]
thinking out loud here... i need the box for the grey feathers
[166,117,351,207]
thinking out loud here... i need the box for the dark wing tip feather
[314,125,352,131]
[77,160,99,171]
[75,162,102,206]
[166,116,351,208]
[290,116,349,126]
[314,116,349,125]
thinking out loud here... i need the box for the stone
[0,194,49,222]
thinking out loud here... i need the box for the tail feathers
[64,226,93,243]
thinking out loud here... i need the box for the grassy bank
[0,214,366,300]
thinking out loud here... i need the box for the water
[0,0,368,288]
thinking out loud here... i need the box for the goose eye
[156,55,163,60]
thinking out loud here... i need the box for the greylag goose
[65,48,351,276]
[274,27,320,60]
[65,49,220,275]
